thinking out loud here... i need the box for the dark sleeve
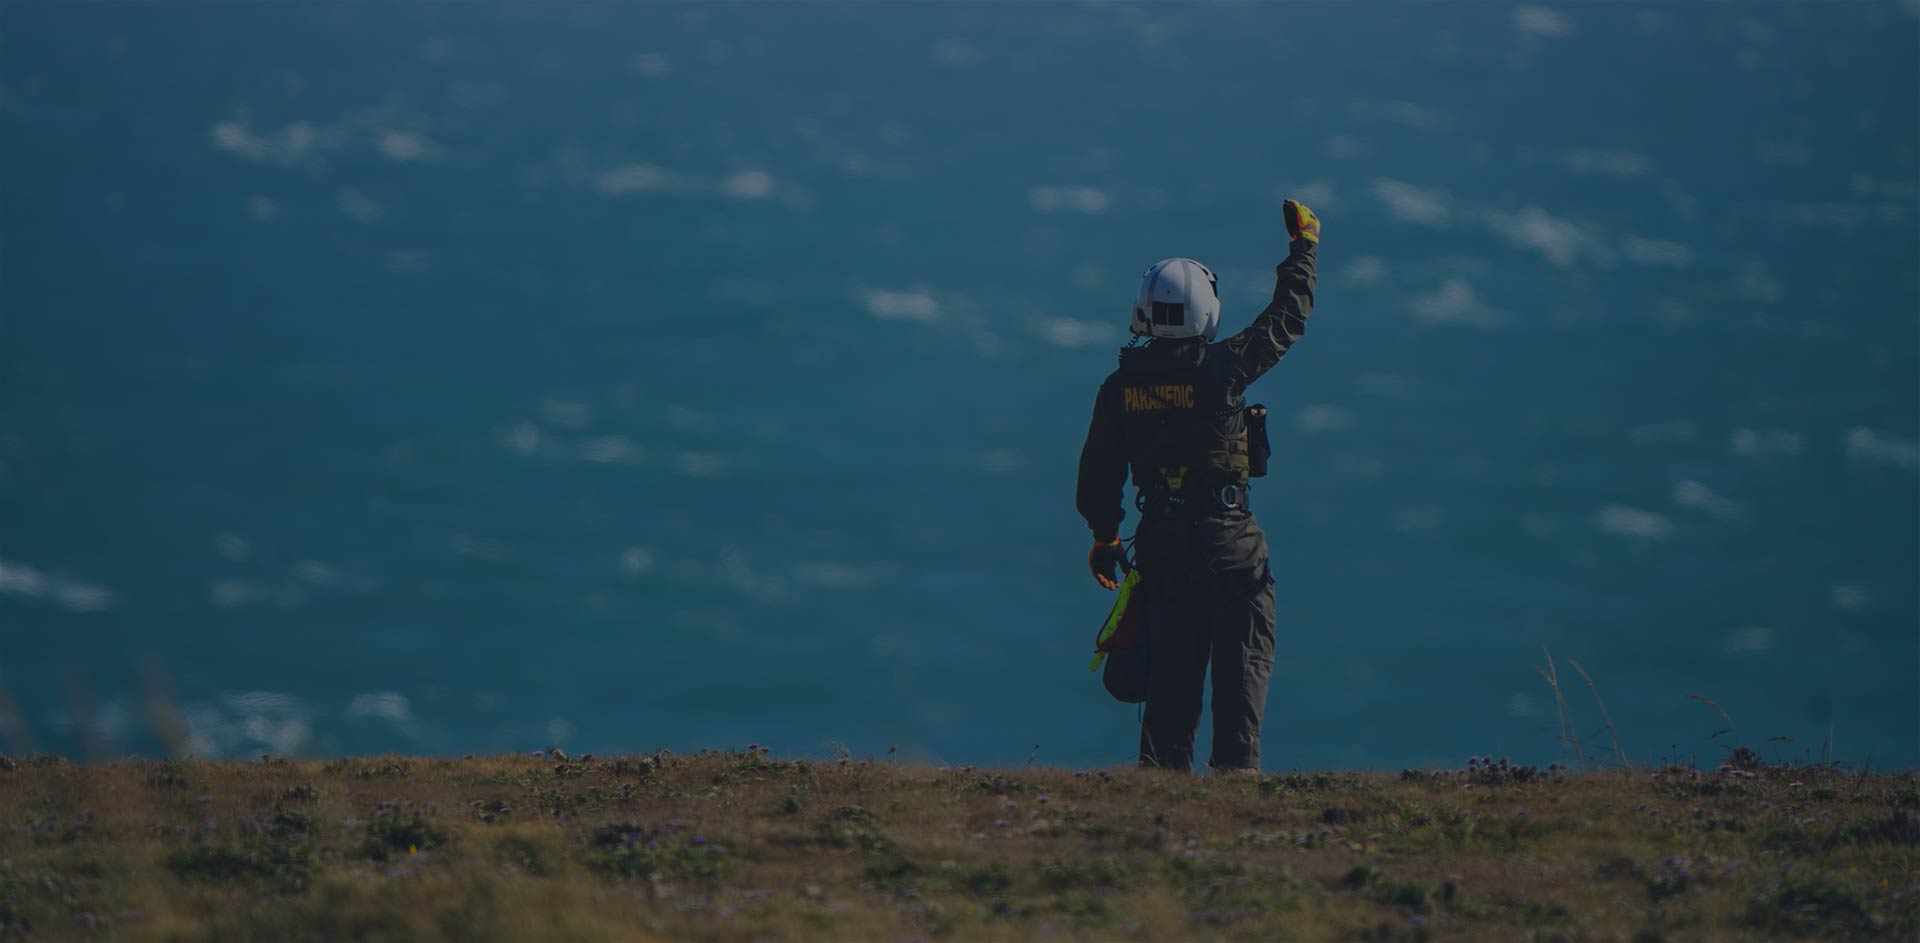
[1220,240,1317,390]
[1074,377,1127,542]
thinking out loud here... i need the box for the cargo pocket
[1224,556,1273,601]
[1196,515,1267,582]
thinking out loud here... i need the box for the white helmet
[1130,258,1221,340]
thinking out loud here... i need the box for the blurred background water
[2,2,1915,770]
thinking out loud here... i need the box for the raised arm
[1221,200,1320,391]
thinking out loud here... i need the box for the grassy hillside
[1,750,1915,941]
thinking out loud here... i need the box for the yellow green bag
[1090,569,1148,703]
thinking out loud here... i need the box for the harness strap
[1135,482,1250,517]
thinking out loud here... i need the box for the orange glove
[1088,538,1128,590]
[1284,199,1320,245]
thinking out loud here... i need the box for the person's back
[1075,200,1322,773]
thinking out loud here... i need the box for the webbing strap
[1135,483,1250,517]
[1088,569,1141,672]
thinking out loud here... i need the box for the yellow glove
[1284,199,1320,245]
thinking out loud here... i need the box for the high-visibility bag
[1090,569,1149,703]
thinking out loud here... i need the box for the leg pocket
[1196,515,1268,582]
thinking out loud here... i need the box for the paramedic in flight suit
[1075,200,1321,773]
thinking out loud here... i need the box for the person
[1074,200,1321,773]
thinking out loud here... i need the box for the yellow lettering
[1124,384,1198,412]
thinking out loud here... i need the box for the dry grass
[1,750,1916,942]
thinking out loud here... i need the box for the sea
[3,2,1915,771]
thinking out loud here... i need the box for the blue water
[3,3,1915,770]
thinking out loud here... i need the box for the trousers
[1131,511,1277,772]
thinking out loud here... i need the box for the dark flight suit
[1075,241,1316,772]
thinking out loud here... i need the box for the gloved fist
[1284,199,1320,245]
[1088,538,1129,590]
